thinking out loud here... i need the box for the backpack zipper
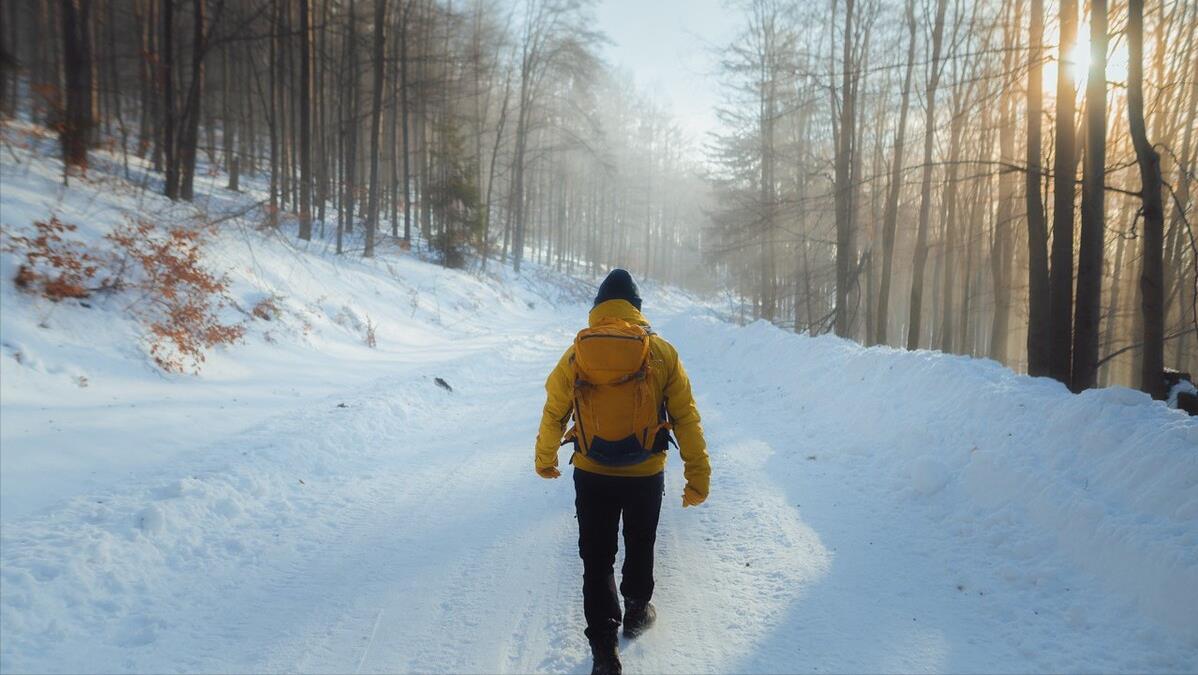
[578,333,645,342]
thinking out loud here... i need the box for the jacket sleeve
[535,348,575,471]
[662,343,711,497]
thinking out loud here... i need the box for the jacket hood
[589,299,649,327]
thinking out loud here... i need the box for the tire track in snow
[247,324,588,673]
[622,432,831,674]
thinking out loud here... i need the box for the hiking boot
[622,598,656,639]
[589,632,622,675]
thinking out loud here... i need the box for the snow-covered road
[4,301,1195,674]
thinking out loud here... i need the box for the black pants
[573,468,664,640]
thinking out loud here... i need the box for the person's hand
[682,484,706,507]
[537,466,561,479]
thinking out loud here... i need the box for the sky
[594,0,740,152]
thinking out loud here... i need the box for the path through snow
[2,305,1196,673]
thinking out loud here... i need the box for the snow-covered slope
[2,123,1196,673]
[0,120,582,521]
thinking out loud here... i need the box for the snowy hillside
[2,124,1197,673]
[1,120,590,521]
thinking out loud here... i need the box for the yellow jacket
[535,299,711,500]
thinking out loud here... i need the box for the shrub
[364,316,377,349]
[5,217,246,373]
[3,217,101,301]
[107,221,245,373]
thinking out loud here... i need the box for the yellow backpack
[564,317,673,466]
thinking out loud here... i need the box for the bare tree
[509,0,599,273]
[364,0,386,257]
[338,0,360,254]
[906,0,948,350]
[298,0,313,240]
[989,0,1019,363]
[59,0,95,170]
[1048,0,1078,384]
[162,0,178,198]
[1127,0,1165,399]
[178,0,212,202]
[832,0,856,336]
[874,0,916,347]
[1025,0,1050,376]
[1071,0,1107,391]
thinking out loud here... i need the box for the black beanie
[593,268,642,310]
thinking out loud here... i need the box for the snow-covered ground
[2,123,1196,673]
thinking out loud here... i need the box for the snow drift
[665,313,1198,645]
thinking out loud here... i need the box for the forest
[0,0,1195,398]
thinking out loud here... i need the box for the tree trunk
[222,42,239,191]
[178,0,206,201]
[833,0,855,336]
[267,0,280,226]
[161,0,178,198]
[906,0,948,351]
[339,0,359,252]
[1071,0,1107,391]
[482,72,512,271]
[0,1,17,117]
[1100,219,1127,386]
[874,0,916,347]
[1127,0,1166,399]
[136,0,154,160]
[59,0,94,169]
[1025,0,1051,376]
[386,1,400,241]
[1048,0,1078,384]
[400,0,412,242]
[1169,72,1196,368]
[364,0,386,257]
[511,100,529,272]
[938,99,964,353]
[315,0,330,229]
[298,0,313,240]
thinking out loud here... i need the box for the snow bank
[661,313,1198,645]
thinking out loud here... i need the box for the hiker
[535,268,711,675]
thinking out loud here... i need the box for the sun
[1068,33,1091,87]
[1043,22,1129,93]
